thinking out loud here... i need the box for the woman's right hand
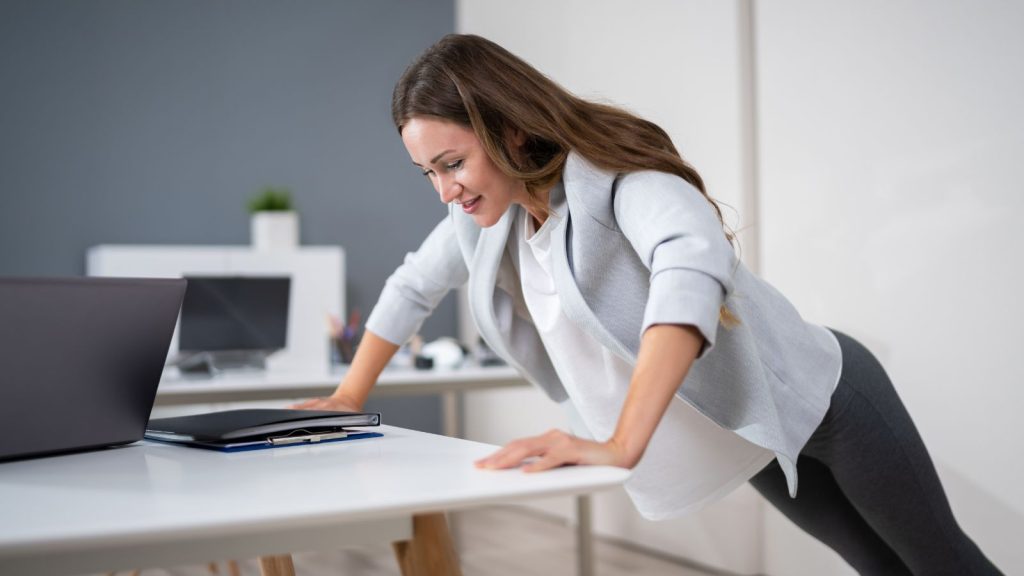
[290,330,397,413]
[290,394,362,413]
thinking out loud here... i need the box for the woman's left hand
[474,429,633,472]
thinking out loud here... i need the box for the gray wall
[0,0,456,433]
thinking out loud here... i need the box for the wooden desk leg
[258,554,296,576]
[392,512,463,576]
[205,560,240,575]
[577,495,594,576]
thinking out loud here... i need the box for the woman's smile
[460,195,482,214]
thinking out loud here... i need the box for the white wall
[458,2,764,574]
[757,1,1023,574]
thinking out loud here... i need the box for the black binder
[145,409,382,452]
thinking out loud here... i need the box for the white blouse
[517,193,775,519]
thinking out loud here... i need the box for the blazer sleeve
[364,213,469,345]
[612,170,736,358]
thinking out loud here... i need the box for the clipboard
[145,428,384,452]
[144,408,383,452]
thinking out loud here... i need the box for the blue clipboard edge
[145,430,384,452]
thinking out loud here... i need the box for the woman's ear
[509,128,527,147]
[505,128,528,167]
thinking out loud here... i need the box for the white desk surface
[0,425,629,576]
[156,364,527,404]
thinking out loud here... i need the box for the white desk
[0,425,630,576]
[156,364,601,576]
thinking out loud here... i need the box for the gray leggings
[749,328,1001,575]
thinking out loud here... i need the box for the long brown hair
[392,34,739,328]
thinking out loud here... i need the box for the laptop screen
[0,276,186,461]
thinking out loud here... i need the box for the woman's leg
[749,455,912,574]
[796,328,1001,575]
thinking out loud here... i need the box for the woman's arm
[294,212,468,412]
[291,330,399,411]
[475,323,703,471]
[479,171,733,471]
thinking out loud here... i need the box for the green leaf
[248,186,295,213]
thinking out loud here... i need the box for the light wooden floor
[88,505,728,576]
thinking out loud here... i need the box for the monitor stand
[176,350,271,375]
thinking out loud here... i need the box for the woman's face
[401,116,526,228]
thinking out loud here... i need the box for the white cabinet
[87,245,344,372]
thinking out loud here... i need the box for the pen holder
[332,333,359,364]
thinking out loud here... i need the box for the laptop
[0,276,186,462]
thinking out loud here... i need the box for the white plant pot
[251,211,299,251]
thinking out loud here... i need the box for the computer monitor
[179,276,290,355]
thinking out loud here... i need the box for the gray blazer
[365,151,841,497]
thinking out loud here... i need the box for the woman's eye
[421,169,435,178]
[445,159,464,171]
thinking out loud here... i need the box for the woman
[295,34,1000,575]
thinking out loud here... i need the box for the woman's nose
[437,175,462,204]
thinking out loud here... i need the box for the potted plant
[249,186,299,251]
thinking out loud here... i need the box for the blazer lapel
[551,152,638,362]
[467,161,635,371]
[549,212,637,363]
